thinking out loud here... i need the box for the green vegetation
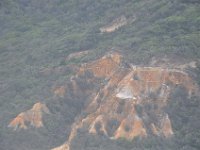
[0,0,199,150]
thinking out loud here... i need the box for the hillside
[51,52,198,150]
[0,0,200,150]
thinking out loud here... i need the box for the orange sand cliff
[52,52,198,150]
[8,102,49,130]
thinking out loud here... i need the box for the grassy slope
[0,0,199,149]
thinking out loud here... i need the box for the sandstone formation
[8,102,50,130]
[52,52,197,150]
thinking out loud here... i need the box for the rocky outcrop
[78,52,121,78]
[7,52,197,150]
[8,102,49,130]
[100,15,136,33]
[53,86,66,98]
[151,114,174,137]
[52,52,198,150]
[100,16,128,33]
[66,50,91,61]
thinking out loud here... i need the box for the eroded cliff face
[8,102,50,130]
[52,52,198,150]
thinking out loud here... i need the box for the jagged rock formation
[52,52,198,150]
[8,102,50,130]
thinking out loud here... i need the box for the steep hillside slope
[0,0,200,150]
[51,52,198,150]
[2,52,200,150]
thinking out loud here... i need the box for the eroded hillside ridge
[52,52,198,150]
[8,102,50,130]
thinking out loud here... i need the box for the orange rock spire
[8,102,49,130]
